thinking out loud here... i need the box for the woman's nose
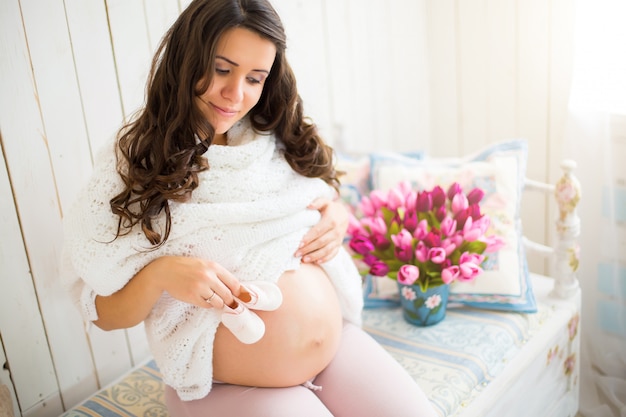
[222,77,244,103]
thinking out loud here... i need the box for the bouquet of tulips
[347,180,504,291]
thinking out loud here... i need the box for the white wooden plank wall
[0,0,574,415]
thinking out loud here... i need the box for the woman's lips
[212,103,238,117]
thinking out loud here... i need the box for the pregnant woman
[61,1,437,416]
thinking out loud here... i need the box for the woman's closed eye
[214,68,264,85]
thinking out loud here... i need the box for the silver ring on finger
[206,289,216,303]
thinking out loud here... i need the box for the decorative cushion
[369,140,537,313]
[336,152,371,213]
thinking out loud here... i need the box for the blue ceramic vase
[397,283,449,326]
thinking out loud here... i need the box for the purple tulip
[467,188,485,205]
[415,191,432,213]
[467,204,482,220]
[423,231,441,248]
[454,210,469,231]
[370,233,391,250]
[349,235,375,255]
[370,260,390,277]
[447,182,462,201]
[435,205,447,222]
[431,186,447,208]
[362,253,378,266]
[403,209,418,232]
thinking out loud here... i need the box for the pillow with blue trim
[336,150,425,212]
[369,140,536,313]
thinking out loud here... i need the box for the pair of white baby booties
[220,281,283,344]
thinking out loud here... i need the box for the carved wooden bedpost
[552,160,581,299]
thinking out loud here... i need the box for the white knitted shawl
[61,118,363,401]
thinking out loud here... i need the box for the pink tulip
[462,216,482,242]
[451,192,469,215]
[473,216,490,234]
[441,238,457,256]
[387,187,405,211]
[428,247,447,264]
[483,235,506,253]
[369,190,387,211]
[347,215,367,236]
[391,229,413,249]
[442,265,460,284]
[440,215,457,237]
[396,180,413,198]
[405,190,417,211]
[415,241,428,262]
[413,219,429,240]
[460,251,485,265]
[359,196,376,217]
[392,230,414,262]
[459,262,483,281]
[363,216,387,236]
[398,264,420,285]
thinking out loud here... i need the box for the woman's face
[196,27,277,144]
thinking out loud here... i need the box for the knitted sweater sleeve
[61,141,158,320]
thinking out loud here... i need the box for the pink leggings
[165,322,438,417]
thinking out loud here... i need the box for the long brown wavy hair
[110,0,339,247]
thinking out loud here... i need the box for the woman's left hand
[296,197,349,264]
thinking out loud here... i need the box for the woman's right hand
[150,256,241,310]
[93,256,240,331]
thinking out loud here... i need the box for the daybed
[61,140,581,417]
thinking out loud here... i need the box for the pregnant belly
[212,263,343,387]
